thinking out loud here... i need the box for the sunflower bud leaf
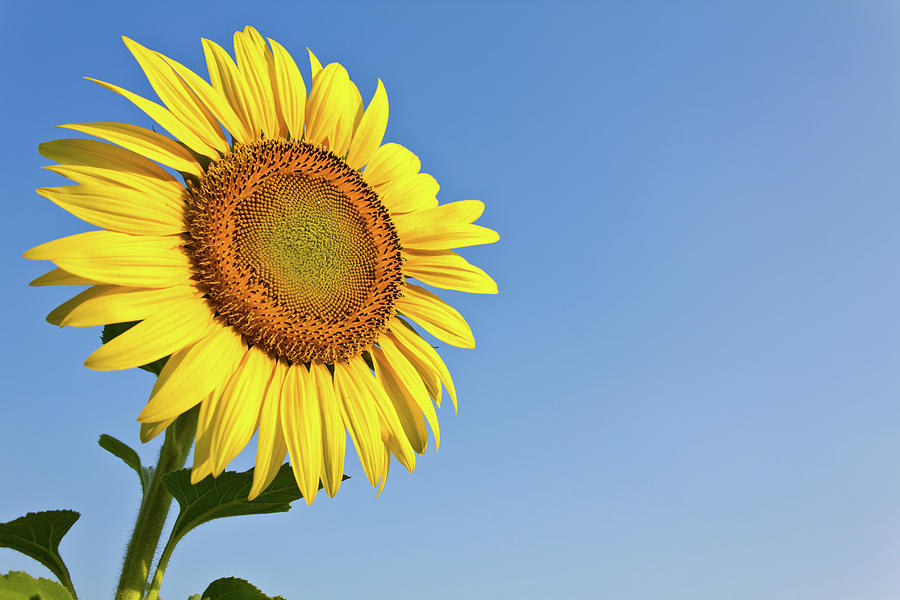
[200,576,280,600]
[0,512,79,597]
[162,463,349,548]
[0,571,74,600]
[97,434,153,495]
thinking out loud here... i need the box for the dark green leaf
[0,571,74,600]
[97,434,152,495]
[162,464,347,546]
[200,577,274,600]
[100,322,168,375]
[0,512,78,596]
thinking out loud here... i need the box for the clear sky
[2,1,900,598]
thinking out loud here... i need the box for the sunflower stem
[115,408,198,600]
[141,533,177,600]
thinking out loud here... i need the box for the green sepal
[0,511,78,597]
[100,322,168,375]
[200,577,283,600]
[0,571,75,600]
[97,434,153,495]
[162,464,348,548]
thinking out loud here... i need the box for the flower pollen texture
[187,139,404,364]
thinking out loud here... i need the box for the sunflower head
[25,26,498,504]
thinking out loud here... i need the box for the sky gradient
[3,1,900,598]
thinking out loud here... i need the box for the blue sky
[3,1,900,598]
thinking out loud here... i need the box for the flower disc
[186,139,404,364]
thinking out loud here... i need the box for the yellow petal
[375,445,391,498]
[140,418,174,443]
[36,184,184,236]
[268,38,307,139]
[372,345,430,454]
[160,53,253,144]
[377,334,441,449]
[210,346,272,475]
[44,164,184,200]
[415,362,442,406]
[403,250,498,294]
[138,324,246,423]
[378,172,439,214]
[349,356,416,473]
[363,143,421,190]
[39,138,173,181]
[309,362,346,497]
[308,48,323,81]
[61,284,198,327]
[122,37,229,154]
[387,320,457,409]
[250,360,289,499]
[191,388,222,483]
[202,38,258,137]
[394,200,484,230]
[281,364,323,505]
[333,359,384,487]
[397,284,475,348]
[348,79,365,138]
[84,296,214,371]
[400,223,500,251]
[233,27,278,138]
[239,25,268,54]
[58,123,203,177]
[46,288,97,326]
[85,77,220,159]
[30,267,95,287]
[346,79,388,170]
[24,231,191,288]
[305,63,353,153]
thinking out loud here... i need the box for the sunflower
[25,26,497,504]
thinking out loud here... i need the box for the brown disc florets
[185,139,404,364]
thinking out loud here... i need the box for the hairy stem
[141,533,178,600]
[115,409,197,600]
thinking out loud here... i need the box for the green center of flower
[235,173,377,321]
[185,139,403,364]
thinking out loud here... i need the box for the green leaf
[0,511,78,596]
[97,434,153,495]
[162,464,347,547]
[200,577,275,600]
[0,571,74,600]
[100,322,168,375]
